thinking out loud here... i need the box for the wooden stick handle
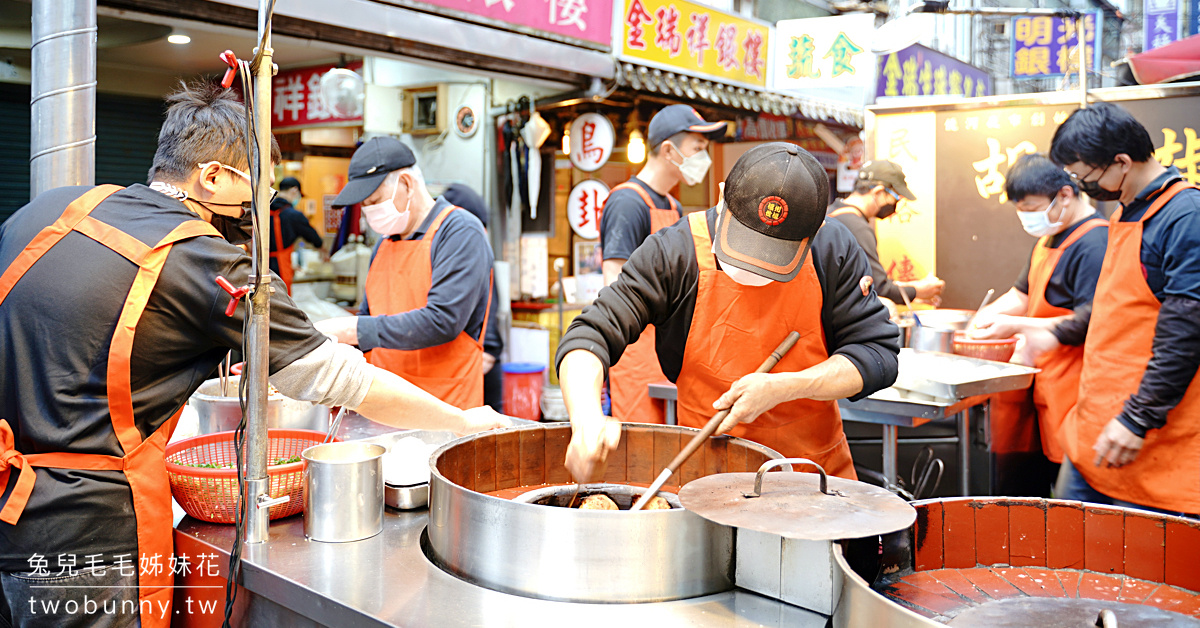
[664,331,802,474]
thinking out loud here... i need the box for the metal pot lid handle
[743,458,845,499]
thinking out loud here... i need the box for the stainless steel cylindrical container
[908,325,956,353]
[302,442,385,542]
[427,423,781,603]
[189,375,330,434]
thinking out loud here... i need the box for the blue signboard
[1010,12,1102,79]
[1145,0,1179,50]
[876,43,992,99]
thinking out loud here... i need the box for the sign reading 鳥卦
[876,43,992,99]
[568,113,615,172]
[620,0,771,88]
[1009,12,1102,79]
[407,0,612,46]
[1145,0,1179,51]
[272,62,364,131]
[568,180,610,239]
[772,15,874,90]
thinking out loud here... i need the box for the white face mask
[669,143,713,186]
[1016,196,1063,238]
[711,208,773,287]
[361,176,412,236]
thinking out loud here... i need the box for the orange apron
[988,218,1107,462]
[603,182,680,424]
[271,207,294,294]
[1061,181,1200,514]
[364,206,490,410]
[674,212,856,479]
[0,185,221,628]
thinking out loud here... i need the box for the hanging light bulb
[627,129,646,164]
[562,129,570,155]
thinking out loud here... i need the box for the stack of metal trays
[356,430,457,510]
[891,348,1040,402]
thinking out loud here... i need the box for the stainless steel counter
[174,413,828,627]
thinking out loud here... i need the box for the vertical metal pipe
[244,2,275,545]
[30,0,97,198]
[957,411,970,496]
[1078,15,1088,108]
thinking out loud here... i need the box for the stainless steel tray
[891,348,1040,401]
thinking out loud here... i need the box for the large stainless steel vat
[426,423,781,604]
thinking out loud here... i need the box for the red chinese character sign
[568,113,615,172]
[621,0,770,88]
[568,179,610,239]
[412,0,612,46]
[272,62,364,131]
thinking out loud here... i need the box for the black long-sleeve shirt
[827,200,915,303]
[556,208,900,401]
[1051,168,1200,437]
[268,198,324,277]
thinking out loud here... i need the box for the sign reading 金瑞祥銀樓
[875,44,992,100]
[272,62,364,131]
[1009,12,1102,80]
[772,15,875,90]
[620,0,771,88]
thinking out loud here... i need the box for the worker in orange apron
[1045,103,1200,516]
[559,143,900,483]
[971,154,1108,494]
[317,138,494,410]
[599,104,726,424]
[269,177,324,294]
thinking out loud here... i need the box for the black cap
[279,177,302,194]
[441,183,489,228]
[714,143,828,282]
[332,137,417,208]
[647,104,727,148]
[857,160,916,200]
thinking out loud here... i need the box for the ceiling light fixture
[167,33,191,45]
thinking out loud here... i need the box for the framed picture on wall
[573,240,602,277]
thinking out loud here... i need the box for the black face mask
[1077,174,1125,202]
[876,202,898,220]
[196,201,255,245]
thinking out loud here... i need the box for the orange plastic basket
[165,429,334,524]
[953,331,1018,363]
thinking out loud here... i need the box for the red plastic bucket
[503,363,545,421]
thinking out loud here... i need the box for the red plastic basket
[165,429,334,524]
[953,331,1018,363]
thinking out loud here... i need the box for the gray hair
[148,81,280,183]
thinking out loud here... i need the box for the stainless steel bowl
[426,422,782,604]
[912,309,974,331]
[908,325,956,353]
[189,375,330,434]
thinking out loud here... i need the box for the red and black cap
[714,142,828,283]
[647,104,727,148]
[332,137,417,208]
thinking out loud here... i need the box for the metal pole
[30,0,96,198]
[244,0,276,545]
[1078,16,1088,108]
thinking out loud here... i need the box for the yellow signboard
[872,112,938,282]
[620,0,770,88]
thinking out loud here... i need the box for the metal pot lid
[679,458,916,541]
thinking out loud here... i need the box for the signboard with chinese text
[272,62,364,131]
[733,114,834,156]
[876,44,992,99]
[1145,0,1179,51]
[773,15,874,90]
[406,0,612,46]
[1009,12,1102,79]
[568,179,609,239]
[568,113,615,172]
[619,0,771,88]
[921,95,1200,309]
[871,113,938,283]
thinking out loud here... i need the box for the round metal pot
[908,325,956,353]
[189,375,330,434]
[912,309,974,331]
[302,442,386,543]
[427,423,781,603]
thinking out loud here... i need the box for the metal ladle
[898,284,921,327]
[966,288,996,330]
[323,406,348,444]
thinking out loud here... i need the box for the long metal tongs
[629,330,802,511]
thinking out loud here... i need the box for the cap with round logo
[332,137,418,208]
[714,142,828,282]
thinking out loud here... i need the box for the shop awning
[1127,34,1200,85]
[616,62,864,128]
